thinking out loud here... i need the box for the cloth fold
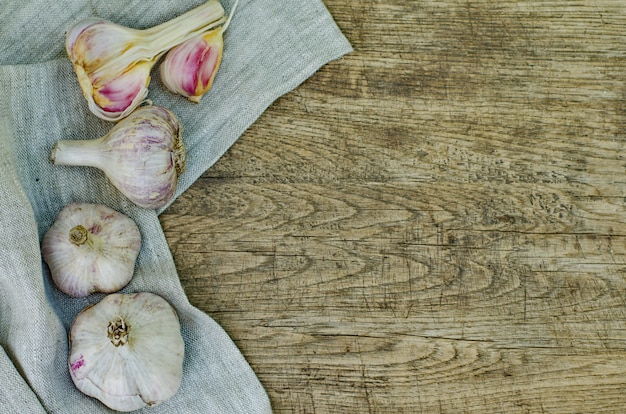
[0,0,351,412]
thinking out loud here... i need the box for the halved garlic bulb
[66,0,226,121]
[50,105,185,209]
[160,0,239,102]
[41,203,141,297]
[69,293,185,411]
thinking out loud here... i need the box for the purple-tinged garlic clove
[160,28,224,103]
[66,0,226,121]
[81,60,152,122]
[69,293,184,411]
[41,203,141,297]
[49,105,185,209]
[160,0,239,103]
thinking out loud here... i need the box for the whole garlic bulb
[50,105,185,209]
[41,203,141,297]
[69,293,185,411]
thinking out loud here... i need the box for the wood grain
[160,1,626,412]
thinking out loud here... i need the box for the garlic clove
[49,105,185,209]
[160,28,224,103]
[67,19,139,75]
[69,293,184,411]
[89,61,152,121]
[160,0,239,103]
[41,203,141,298]
[67,0,226,121]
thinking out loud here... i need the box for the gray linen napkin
[0,0,352,412]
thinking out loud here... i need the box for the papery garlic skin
[41,203,141,297]
[160,0,239,103]
[50,106,185,209]
[66,0,226,121]
[69,293,185,411]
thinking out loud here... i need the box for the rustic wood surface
[160,1,626,412]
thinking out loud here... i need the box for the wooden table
[160,1,626,412]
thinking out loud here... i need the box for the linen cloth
[0,0,352,412]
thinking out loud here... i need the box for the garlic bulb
[66,0,226,121]
[50,105,185,209]
[160,0,239,103]
[41,203,141,297]
[69,293,185,411]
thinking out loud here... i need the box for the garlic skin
[69,293,185,411]
[66,0,226,121]
[160,0,239,103]
[41,203,141,298]
[50,106,186,209]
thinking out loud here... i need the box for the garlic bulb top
[69,293,185,411]
[41,203,141,297]
[66,0,226,121]
[160,0,239,103]
[50,105,186,209]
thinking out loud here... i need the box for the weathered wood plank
[161,1,626,412]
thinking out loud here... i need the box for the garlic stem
[221,0,239,33]
[143,0,225,39]
[50,138,106,170]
